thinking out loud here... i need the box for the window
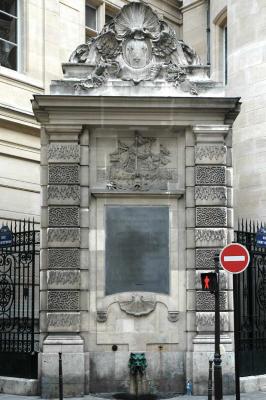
[86,4,97,31]
[223,25,228,84]
[212,8,227,85]
[0,0,18,70]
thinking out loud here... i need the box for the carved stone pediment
[69,2,201,94]
[119,295,156,316]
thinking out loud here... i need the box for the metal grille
[234,220,266,377]
[0,219,39,378]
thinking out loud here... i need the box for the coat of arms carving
[69,2,200,93]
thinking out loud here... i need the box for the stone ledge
[0,376,38,396]
[240,374,266,393]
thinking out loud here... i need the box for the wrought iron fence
[234,219,266,376]
[0,219,40,378]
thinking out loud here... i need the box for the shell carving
[114,3,161,40]
[119,295,156,316]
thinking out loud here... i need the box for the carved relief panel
[90,127,184,192]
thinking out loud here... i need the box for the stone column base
[41,335,85,398]
[192,334,235,396]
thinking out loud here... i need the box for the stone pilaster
[191,125,234,395]
[40,125,85,398]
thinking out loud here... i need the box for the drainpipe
[206,0,211,76]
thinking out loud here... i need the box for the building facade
[0,0,265,397]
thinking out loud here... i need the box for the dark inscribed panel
[105,206,169,295]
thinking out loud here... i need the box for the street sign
[200,272,217,292]
[0,225,13,247]
[220,243,250,274]
[256,227,266,248]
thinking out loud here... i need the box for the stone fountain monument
[33,2,240,397]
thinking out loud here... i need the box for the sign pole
[233,273,240,400]
[214,252,223,400]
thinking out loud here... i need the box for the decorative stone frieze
[48,290,80,311]
[48,165,80,184]
[195,166,226,186]
[47,228,80,247]
[195,270,227,290]
[47,270,80,289]
[195,248,221,269]
[47,312,80,332]
[195,228,227,247]
[47,143,80,163]
[48,207,80,227]
[97,310,108,323]
[195,186,227,206]
[196,207,227,227]
[195,145,227,165]
[196,312,229,332]
[48,185,80,205]
[48,248,80,269]
[196,291,227,311]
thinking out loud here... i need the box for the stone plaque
[105,206,169,295]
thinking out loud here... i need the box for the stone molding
[48,207,80,227]
[195,166,226,186]
[47,270,80,289]
[196,291,227,311]
[48,165,80,185]
[48,290,80,311]
[195,186,227,206]
[193,125,230,144]
[48,185,80,205]
[48,248,80,269]
[47,312,80,332]
[47,143,80,163]
[47,228,80,247]
[44,124,83,137]
[196,207,227,227]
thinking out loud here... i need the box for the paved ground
[0,393,266,400]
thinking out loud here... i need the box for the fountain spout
[128,353,148,397]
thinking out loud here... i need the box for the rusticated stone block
[47,143,80,163]
[48,185,80,205]
[48,165,79,184]
[195,166,226,186]
[48,248,80,269]
[196,312,229,332]
[48,207,79,227]
[47,228,80,247]
[195,248,221,269]
[47,270,80,289]
[195,145,227,165]
[195,186,227,206]
[196,291,227,311]
[195,228,227,247]
[48,290,79,311]
[196,207,227,227]
[47,312,80,332]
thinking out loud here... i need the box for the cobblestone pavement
[1,393,266,400]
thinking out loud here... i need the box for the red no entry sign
[220,243,250,273]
